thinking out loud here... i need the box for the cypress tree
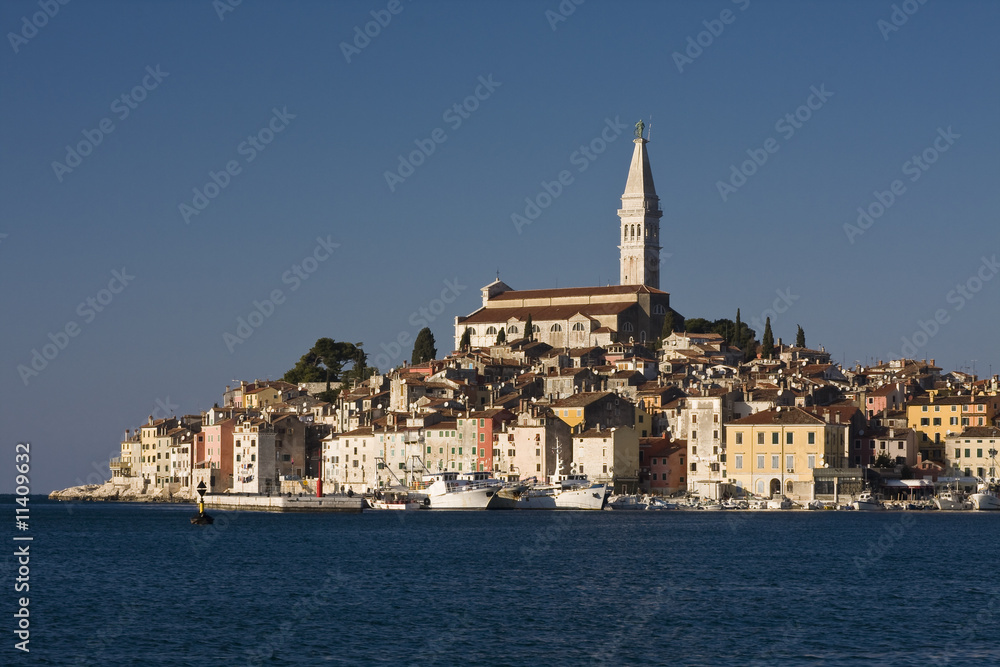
[411,328,437,365]
[525,313,534,341]
[496,327,506,345]
[459,327,472,352]
[761,317,775,359]
[795,324,806,349]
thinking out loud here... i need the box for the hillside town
[96,125,999,508]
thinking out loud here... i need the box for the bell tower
[618,124,662,288]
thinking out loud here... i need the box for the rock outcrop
[48,482,198,503]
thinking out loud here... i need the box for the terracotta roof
[460,302,635,325]
[490,285,667,300]
[955,426,1000,438]
[730,406,826,425]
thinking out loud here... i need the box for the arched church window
[640,331,647,342]
[653,305,666,315]
[507,326,519,334]
[622,322,634,332]
[531,325,540,333]
[467,328,476,335]
[572,322,585,331]
[486,326,497,335]
[550,324,562,332]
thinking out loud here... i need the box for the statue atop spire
[634,119,645,140]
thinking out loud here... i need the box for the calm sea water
[7,498,1000,666]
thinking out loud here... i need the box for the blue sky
[2,0,999,492]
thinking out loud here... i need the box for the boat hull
[934,496,967,511]
[424,484,501,509]
[970,493,1000,511]
[490,484,607,510]
[851,500,885,511]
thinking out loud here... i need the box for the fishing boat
[969,449,1000,511]
[934,485,968,511]
[490,473,607,510]
[851,489,885,511]
[366,487,422,510]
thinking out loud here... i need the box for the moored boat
[366,487,423,510]
[414,471,502,510]
[490,474,607,510]
[852,489,885,511]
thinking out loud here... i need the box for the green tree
[459,327,472,352]
[657,311,676,348]
[874,452,895,468]
[684,317,712,334]
[761,317,775,359]
[795,324,806,349]
[495,327,506,345]
[525,313,534,341]
[283,338,361,384]
[411,327,437,364]
[743,336,757,362]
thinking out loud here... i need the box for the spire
[623,137,658,200]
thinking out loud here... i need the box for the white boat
[605,494,648,510]
[414,471,502,509]
[970,480,1000,511]
[852,489,885,511]
[934,488,968,511]
[767,495,793,510]
[490,474,607,510]
[969,449,1000,511]
[366,488,422,511]
[646,497,679,510]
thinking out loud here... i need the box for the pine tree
[459,327,472,352]
[496,327,506,345]
[761,317,775,359]
[525,313,534,341]
[795,324,805,349]
[411,328,437,365]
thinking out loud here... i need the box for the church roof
[489,284,667,301]
[459,301,636,325]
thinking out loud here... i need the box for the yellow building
[725,406,849,500]
[906,394,1000,462]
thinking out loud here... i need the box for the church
[454,126,679,350]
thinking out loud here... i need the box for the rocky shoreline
[48,482,198,504]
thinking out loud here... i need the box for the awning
[883,479,933,488]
